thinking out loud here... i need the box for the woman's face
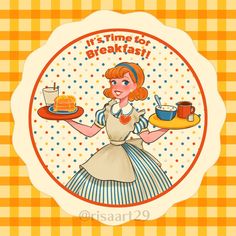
[110,72,137,99]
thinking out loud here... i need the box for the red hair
[103,62,148,101]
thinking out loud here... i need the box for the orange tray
[149,113,201,129]
[37,106,84,120]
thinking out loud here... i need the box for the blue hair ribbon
[115,63,138,82]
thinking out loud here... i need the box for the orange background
[0,0,235,235]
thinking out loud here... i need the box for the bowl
[155,105,177,121]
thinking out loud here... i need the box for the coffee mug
[177,101,195,119]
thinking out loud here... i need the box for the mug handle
[190,106,195,114]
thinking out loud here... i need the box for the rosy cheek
[111,84,117,90]
[125,83,134,91]
[122,86,130,93]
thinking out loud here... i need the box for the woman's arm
[139,128,169,144]
[65,119,101,137]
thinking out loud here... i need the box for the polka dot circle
[32,31,205,185]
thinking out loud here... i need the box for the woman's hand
[139,128,169,144]
[65,119,101,137]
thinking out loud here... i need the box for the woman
[65,62,172,205]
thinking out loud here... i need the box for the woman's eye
[111,80,117,85]
[122,80,129,86]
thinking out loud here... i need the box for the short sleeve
[94,106,106,128]
[133,115,149,134]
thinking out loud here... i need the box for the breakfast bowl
[155,105,177,121]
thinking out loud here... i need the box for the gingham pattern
[0,0,235,235]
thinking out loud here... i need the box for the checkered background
[0,0,235,235]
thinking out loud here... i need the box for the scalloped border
[11,11,225,225]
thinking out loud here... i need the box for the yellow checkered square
[18,19,32,31]
[18,227,32,236]
[101,0,113,9]
[207,19,218,30]
[18,186,32,198]
[185,19,199,31]
[165,0,177,10]
[39,0,52,10]
[206,1,218,9]
[81,0,92,10]
[18,0,32,9]
[122,0,136,10]
[19,207,32,217]
[144,0,157,10]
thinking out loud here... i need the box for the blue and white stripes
[65,143,172,205]
[133,115,148,134]
[95,107,106,128]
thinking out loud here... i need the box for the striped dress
[65,101,172,205]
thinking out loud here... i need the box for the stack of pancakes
[53,95,76,112]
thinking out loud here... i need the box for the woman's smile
[114,90,123,96]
